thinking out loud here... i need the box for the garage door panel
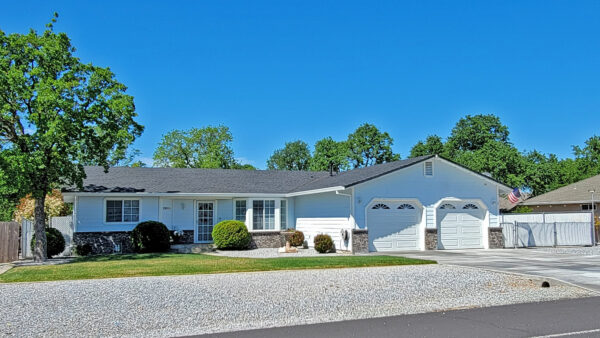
[438,207,484,250]
[368,201,422,252]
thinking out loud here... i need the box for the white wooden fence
[296,217,353,251]
[500,212,594,248]
[21,215,73,258]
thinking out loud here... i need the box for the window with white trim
[439,203,456,209]
[463,203,479,209]
[280,200,287,229]
[253,200,275,230]
[106,199,139,223]
[424,161,433,176]
[235,200,246,222]
[372,203,390,209]
[398,203,415,209]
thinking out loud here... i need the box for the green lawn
[0,253,436,283]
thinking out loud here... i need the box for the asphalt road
[195,297,600,338]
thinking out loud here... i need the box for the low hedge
[130,221,171,253]
[212,220,251,249]
[30,227,66,258]
[314,234,335,253]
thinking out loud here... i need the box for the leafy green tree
[346,123,399,168]
[446,114,510,153]
[231,163,256,170]
[452,141,527,188]
[0,15,143,261]
[573,135,600,177]
[153,125,237,169]
[310,137,349,172]
[267,140,311,170]
[409,135,445,158]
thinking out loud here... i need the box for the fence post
[553,222,557,247]
[514,221,518,248]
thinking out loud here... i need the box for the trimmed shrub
[131,221,171,253]
[30,227,66,258]
[75,243,93,256]
[314,234,335,253]
[212,220,251,250]
[289,230,304,247]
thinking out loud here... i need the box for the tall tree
[409,135,445,158]
[153,126,237,168]
[446,114,510,153]
[573,135,600,178]
[346,123,399,168]
[310,137,349,172]
[267,140,311,170]
[0,14,143,261]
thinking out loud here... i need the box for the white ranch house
[62,155,511,254]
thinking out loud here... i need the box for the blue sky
[2,1,599,168]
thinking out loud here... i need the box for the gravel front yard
[0,265,593,337]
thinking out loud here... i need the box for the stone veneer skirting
[73,232,135,255]
[425,229,438,250]
[351,229,368,254]
[488,227,504,249]
[249,231,285,249]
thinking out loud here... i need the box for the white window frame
[424,161,434,177]
[280,199,288,230]
[103,198,141,224]
[234,199,248,224]
[243,198,286,232]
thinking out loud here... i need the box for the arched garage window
[439,203,456,209]
[463,203,479,209]
[372,203,390,209]
[397,203,415,209]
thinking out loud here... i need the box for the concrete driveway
[393,248,600,292]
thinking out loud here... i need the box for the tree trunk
[33,196,47,262]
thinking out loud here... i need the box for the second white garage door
[367,200,422,251]
[437,202,484,249]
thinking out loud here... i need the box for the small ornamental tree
[0,14,143,261]
[14,189,70,223]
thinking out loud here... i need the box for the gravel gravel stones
[0,265,593,337]
[536,246,600,256]
[212,247,347,258]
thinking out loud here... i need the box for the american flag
[508,188,521,204]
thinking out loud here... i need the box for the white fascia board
[62,192,288,198]
[285,186,346,197]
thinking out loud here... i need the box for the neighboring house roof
[499,192,530,211]
[64,155,509,196]
[521,174,600,205]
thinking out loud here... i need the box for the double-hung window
[106,199,139,223]
[235,200,247,222]
[253,200,275,230]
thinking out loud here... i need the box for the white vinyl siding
[253,200,275,230]
[106,199,139,223]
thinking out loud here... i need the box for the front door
[196,201,215,243]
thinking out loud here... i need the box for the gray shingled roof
[65,156,436,195]
[522,174,600,205]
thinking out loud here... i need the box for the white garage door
[368,201,422,251]
[438,202,484,249]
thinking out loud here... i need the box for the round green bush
[314,234,335,253]
[289,230,305,247]
[131,221,171,253]
[212,220,251,250]
[75,243,93,256]
[30,227,66,258]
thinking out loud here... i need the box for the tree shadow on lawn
[74,253,177,263]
